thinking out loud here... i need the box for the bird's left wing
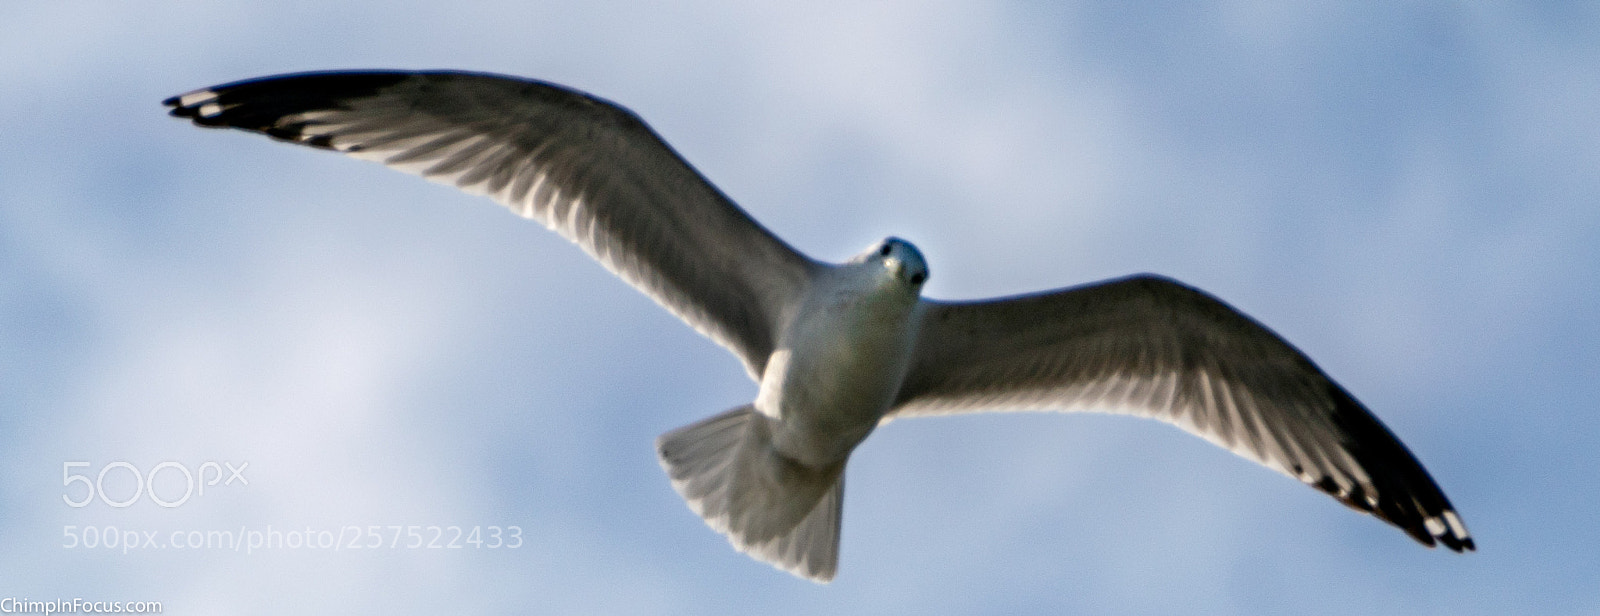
[166,70,819,379]
[890,274,1472,551]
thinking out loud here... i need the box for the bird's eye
[879,244,893,256]
[910,272,926,285]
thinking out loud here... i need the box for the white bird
[165,70,1474,582]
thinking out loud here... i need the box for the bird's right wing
[166,70,820,379]
[891,274,1472,551]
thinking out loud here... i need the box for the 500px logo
[62,460,248,508]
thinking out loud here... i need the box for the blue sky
[2,1,1596,613]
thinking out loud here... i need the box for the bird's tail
[656,405,845,582]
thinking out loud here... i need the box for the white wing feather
[167,70,820,379]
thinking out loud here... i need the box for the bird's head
[853,237,929,290]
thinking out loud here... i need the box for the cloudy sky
[2,1,1596,614]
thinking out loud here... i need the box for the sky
[2,1,1597,614]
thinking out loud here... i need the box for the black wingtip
[1319,384,1475,554]
[166,104,198,120]
[163,90,214,122]
[161,71,419,141]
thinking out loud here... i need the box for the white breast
[756,268,923,466]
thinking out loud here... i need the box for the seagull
[165,70,1474,582]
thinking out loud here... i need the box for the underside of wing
[166,70,819,378]
[892,274,1473,552]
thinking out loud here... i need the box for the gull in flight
[165,70,1473,582]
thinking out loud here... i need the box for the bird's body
[166,70,1473,582]
[758,240,925,465]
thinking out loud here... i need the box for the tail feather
[746,474,844,581]
[656,405,846,582]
